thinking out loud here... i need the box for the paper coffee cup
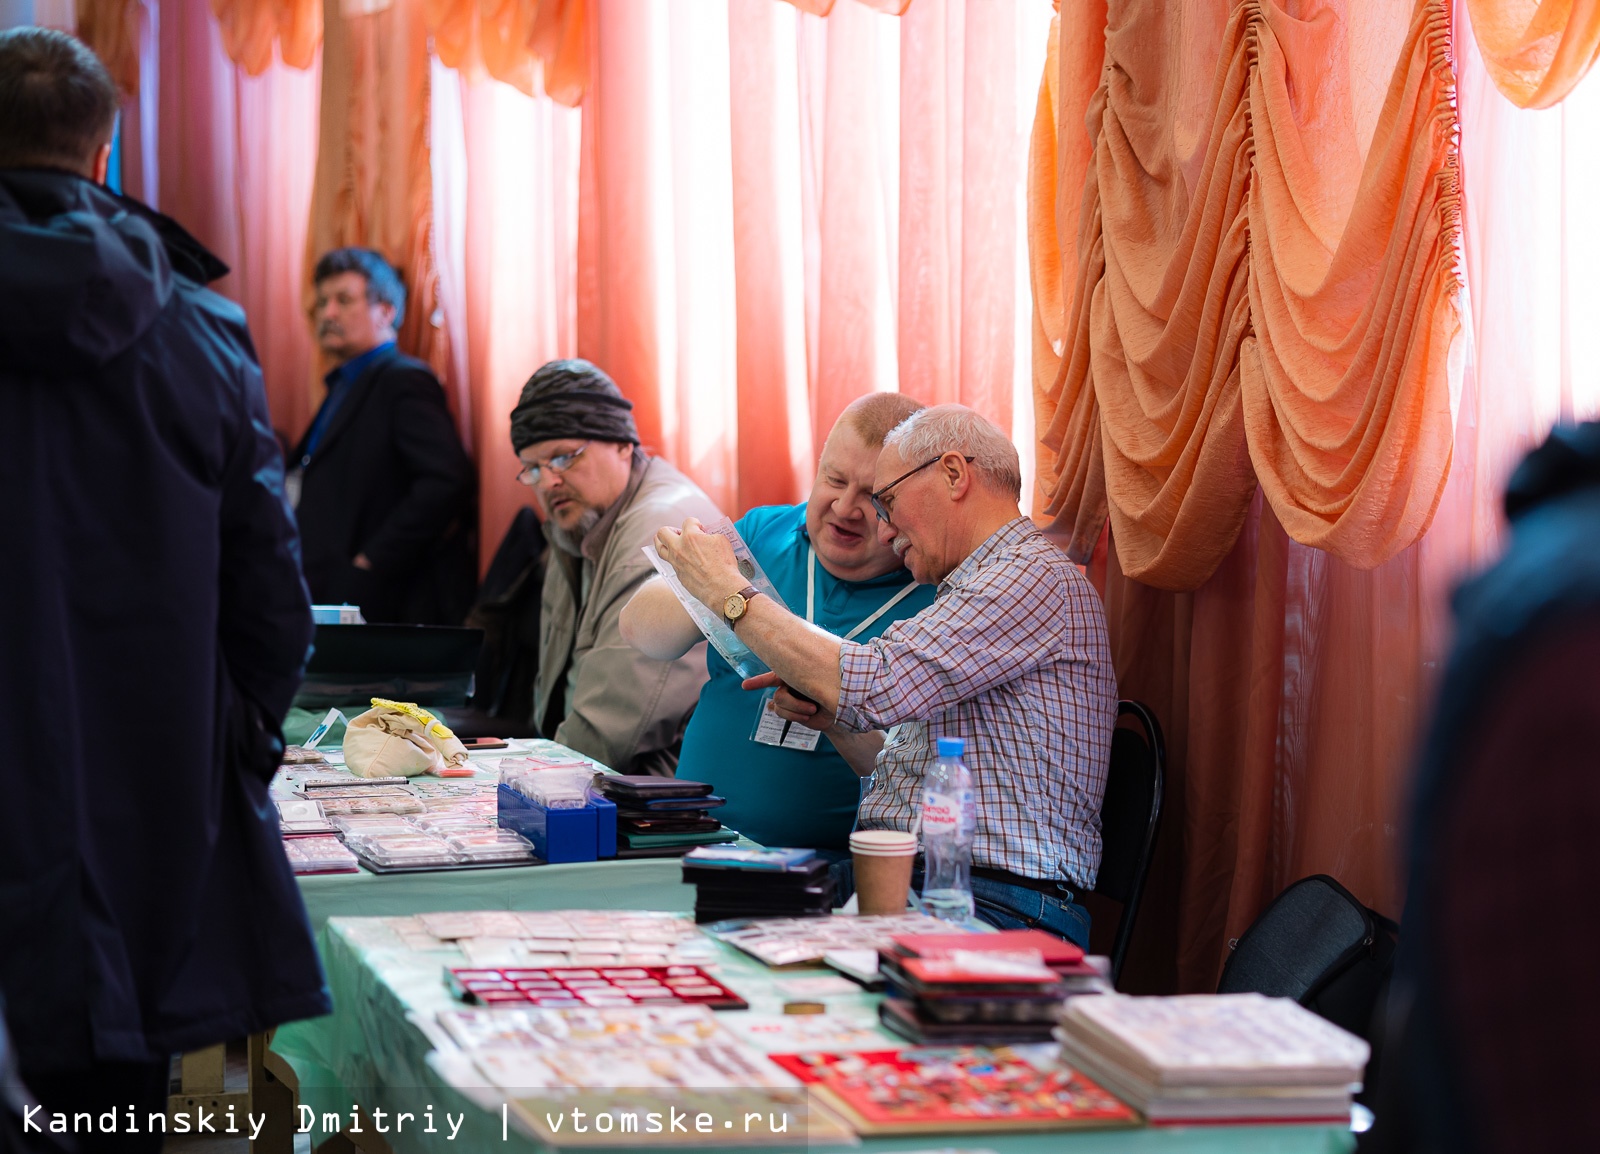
[850,829,918,914]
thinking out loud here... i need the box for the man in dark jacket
[0,28,330,1149]
[288,247,475,624]
[1362,422,1600,1154]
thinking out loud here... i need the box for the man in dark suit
[289,248,475,624]
[0,29,328,1149]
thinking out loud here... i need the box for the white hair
[883,404,1021,500]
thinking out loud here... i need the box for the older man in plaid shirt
[656,404,1116,946]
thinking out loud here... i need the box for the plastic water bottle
[920,736,975,921]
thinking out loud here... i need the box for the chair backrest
[1092,700,1165,985]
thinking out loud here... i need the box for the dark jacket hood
[1503,420,1600,523]
[0,168,229,375]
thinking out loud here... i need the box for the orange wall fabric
[452,73,580,581]
[1036,0,1461,593]
[898,0,1021,428]
[153,0,322,443]
[1026,3,1106,519]
[574,0,668,465]
[77,0,143,92]
[729,0,815,512]
[556,0,1046,523]
[1465,0,1600,107]
[143,0,1046,575]
[306,0,454,422]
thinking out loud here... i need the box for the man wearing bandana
[507,359,723,776]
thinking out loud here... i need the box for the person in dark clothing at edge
[0,28,330,1152]
[1361,421,1600,1154]
[287,247,476,625]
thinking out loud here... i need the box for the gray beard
[548,506,603,556]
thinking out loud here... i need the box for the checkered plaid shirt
[835,518,1117,889]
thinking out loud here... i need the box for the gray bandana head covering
[509,359,640,452]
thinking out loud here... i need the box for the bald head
[806,393,927,582]
[838,393,925,451]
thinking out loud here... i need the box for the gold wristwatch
[723,585,762,628]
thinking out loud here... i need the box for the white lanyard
[806,546,919,641]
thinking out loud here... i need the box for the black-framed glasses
[516,442,590,487]
[870,454,975,522]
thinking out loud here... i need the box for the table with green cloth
[282,734,712,932]
[269,901,1355,1154]
[295,858,695,933]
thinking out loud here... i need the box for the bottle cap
[936,737,965,758]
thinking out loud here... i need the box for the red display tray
[444,964,748,1010]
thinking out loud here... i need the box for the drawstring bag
[342,697,469,778]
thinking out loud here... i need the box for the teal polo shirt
[675,503,937,850]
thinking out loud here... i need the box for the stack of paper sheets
[1054,993,1369,1123]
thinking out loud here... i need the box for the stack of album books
[681,846,835,923]
[1054,993,1369,1123]
[594,777,737,856]
[876,929,1110,1045]
[767,1045,1136,1136]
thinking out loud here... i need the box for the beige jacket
[535,455,723,775]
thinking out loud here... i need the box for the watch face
[724,592,748,621]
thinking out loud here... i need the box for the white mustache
[892,536,911,557]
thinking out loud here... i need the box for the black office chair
[1091,700,1165,987]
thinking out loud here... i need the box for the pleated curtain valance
[139,0,915,102]
[1032,0,1463,591]
[1465,0,1600,108]
[210,0,323,74]
[422,0,583,104]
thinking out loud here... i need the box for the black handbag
[1218,874,1399,1093]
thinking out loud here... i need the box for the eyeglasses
[870,454,975,522]
[516,442,590,486]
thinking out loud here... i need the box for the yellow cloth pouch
[342,698,470,778]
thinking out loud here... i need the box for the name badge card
[750,689,823,751]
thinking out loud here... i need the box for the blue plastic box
[498,784,617,863]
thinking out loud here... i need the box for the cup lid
[849,829,918,856]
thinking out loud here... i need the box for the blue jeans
[967,873,1092,951]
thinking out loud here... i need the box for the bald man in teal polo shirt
[621,395,937,850]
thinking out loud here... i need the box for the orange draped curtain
[1035,0,1462,593]
[1030,0,1600,994]
[209,0,320,74]
[1030,0,1464,990]
[424,0,585,104]
[81,0,1600,119]
[1465,0,1600,107]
